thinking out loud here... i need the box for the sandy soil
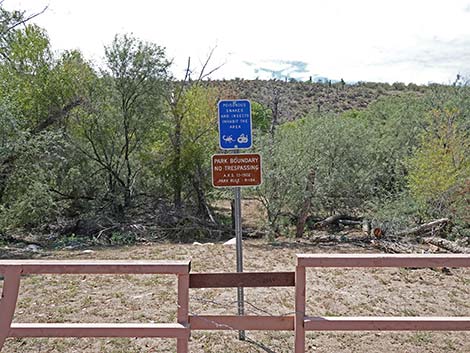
[1,236,469,353]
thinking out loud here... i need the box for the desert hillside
[207,79,426,121]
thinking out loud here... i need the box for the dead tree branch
[423,237,470,254]
[395,218,449,238]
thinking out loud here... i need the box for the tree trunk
[0,157,15,203]
[296,170,315,238]
[122,108,133,209]
[172,116,183,214]
[266,92,281,236]
[193,166,215,223]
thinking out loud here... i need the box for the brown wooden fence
[0,260,190,352]
[1,254,469,352]
[294,254,470,352]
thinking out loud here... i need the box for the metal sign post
[233,183,245,340]
[216,99,256,341]
[211,151,262,340]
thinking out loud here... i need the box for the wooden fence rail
[188,271,295,332]
[1,254,470,352]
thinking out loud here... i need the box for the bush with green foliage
[255,90,470,236]
[408,105,470,223]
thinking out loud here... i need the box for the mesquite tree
[69,34,170,213]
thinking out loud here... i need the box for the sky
[4,0,470,84]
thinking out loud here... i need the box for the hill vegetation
[206,78,426,121]
[0,4,469,248]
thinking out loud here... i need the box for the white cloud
[4,0,470,83]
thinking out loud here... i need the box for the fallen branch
[314,214,362,229]
[95,225,120,240]
[394,218,449,238]
[423,237,470,254]
[338,219,363,226]
[309,232,424,253]
[371,239,422,254]
[309,233,373,248]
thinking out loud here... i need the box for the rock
[82,250,94,254]
[223,238,237,245]
[193,242,215,246]
[25,244,41,252]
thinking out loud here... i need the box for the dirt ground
[1,235,469,353]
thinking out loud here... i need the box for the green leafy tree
[256,93,434,237]
[257,112,372,235]
[256,117,311,235]
[251,101,272,133]
[164,51,222,215]
[407,107,470,217]
[0,21,93,229]
[358,94,428,197]
[0,3,46,62]
[69,34,170,213]
[156,83,219,219]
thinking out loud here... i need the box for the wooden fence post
[0,268,21,350]
[177,272,190,353]
[294,263,306,353]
